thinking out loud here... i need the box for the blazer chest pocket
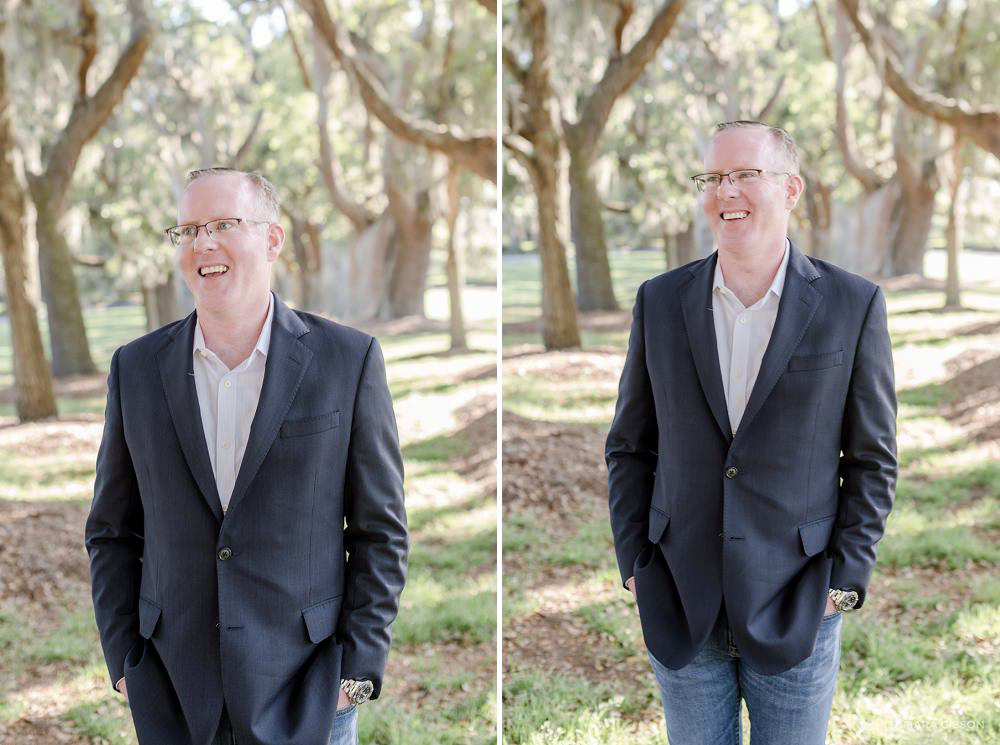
[788,349,844,372]
[280,411,340,438]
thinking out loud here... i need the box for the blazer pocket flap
[281,411,340,438]
[799,515,837,557]
[648,507,670,544]
[138,596,162,639]
[788,349,844,372]
[302,595,343,644]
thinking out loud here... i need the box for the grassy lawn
[0,293,497,745]
[501,249,1000,744]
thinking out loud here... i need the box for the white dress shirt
[712,241,789,435]
[192,293,274,513]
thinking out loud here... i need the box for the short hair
[186,167,281,222]
[712,121,800,175]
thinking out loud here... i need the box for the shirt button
[725,467,739,479]
[739,317,747,325]
[223,442,230,450]
[218,547,232,561]
[224,380,231,388]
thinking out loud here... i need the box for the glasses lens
[694,175,719,192]
[733,169,761,183]
[206,219,240,239]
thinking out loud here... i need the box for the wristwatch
[340,678,374,705]
[828,588,859,612]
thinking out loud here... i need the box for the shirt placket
[729,309,751,433]
[217,371,236,511]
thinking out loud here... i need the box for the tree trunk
[889,188,935,275]
[155,273,180,327]
[530,154,580,349]
[565,129,618,311]
[290,215,323,312]
[0,237,59,420]
[26,177,97,376]
[944,136,963,307]
[445,162,467,350]
[380,193,433,319]
[0,50,58,420]
[326,216,395,319]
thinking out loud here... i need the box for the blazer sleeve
[339,338,408,698]
[84,347,144,689]
[831,286,898,608]
[606,281,659,587]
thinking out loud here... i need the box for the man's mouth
[721,211,749,221]
[198,264,229,277]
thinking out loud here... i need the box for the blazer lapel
[157,312,224,522]
[737,241,823,435]
[226,297,314,514]
[680,252,733,441]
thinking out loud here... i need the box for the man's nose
[191,227,217,252]
[716,174,740,197]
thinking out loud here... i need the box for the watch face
[356,680,374,703]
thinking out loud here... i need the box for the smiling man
[85,168,408,745]
[606,122,897,744]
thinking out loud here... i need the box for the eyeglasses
[691,169,791,193]
[164,217,269,247]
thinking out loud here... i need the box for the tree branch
[473,0,496,15]
[41,0,154,199]
[278,0,312,90]
[832,2,879,193]
[298,0,497,183]
[572,0,686,159]
[838,0,1000,158]
[312,28,373,232]
[231,108,264,167]
[77,0,98,102]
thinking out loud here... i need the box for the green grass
[503,674,663,745]
[502,249,666,327]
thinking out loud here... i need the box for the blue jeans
[648,609,842,745]
[211,703,358,745]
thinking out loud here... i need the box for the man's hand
[337,688,352,709]
[116,678,128,701]
[625,576,636,597]
[824,595,837,616]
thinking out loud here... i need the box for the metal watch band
[340,678,374,705]
[828,588,859,612]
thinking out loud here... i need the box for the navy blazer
[606,242,897,674]
[85,296,408,745]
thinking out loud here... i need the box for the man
[606,121,897,744]
[85,168,408,745]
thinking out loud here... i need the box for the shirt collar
[193,291,275,361]
[713,238,791,300]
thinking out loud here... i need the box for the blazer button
[218,547,232,561]
[725,467,739,479]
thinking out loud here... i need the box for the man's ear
[785,174,804,211]
[265,223,285,262]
